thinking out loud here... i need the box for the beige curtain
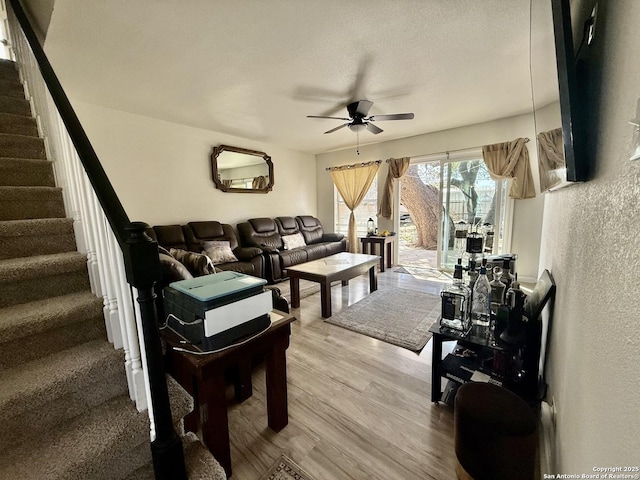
[252,175,267,189]
[330,162,380,253]
[482,138,536,199]
[537,128,565,192]
[377,157,410,219]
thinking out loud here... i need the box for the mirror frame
[210,144,274,193]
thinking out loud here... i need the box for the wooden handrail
[7,1,186,478]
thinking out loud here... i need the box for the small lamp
[367,218,375,236]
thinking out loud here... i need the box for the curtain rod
[325,159,382,171]
[385,137,530,162]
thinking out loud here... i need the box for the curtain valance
[482,138,536,199]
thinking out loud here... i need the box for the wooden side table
[162,311,295,478]
[360,235,395,272]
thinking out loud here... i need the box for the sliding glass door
[399,151,510,271]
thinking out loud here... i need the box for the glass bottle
[489,266,507,314]
[440,260,471,333]
[471,264,491,327]
[502,258,515,290]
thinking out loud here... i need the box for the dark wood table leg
[265,330,290,432]
[386,240,393,269]
[431,334,443,403]
[361,239,367,254]
[200,373,232,477]
[378,239,385,272]
[368,265,378,292]
[234,358,253,402]
[320,280,331,318]
[290,276,300,308]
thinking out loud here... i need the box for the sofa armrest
[258,244,280,254]
[321,232,344,242]
[233,246,263,260]
[159,253,193,285]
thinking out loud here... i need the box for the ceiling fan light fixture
[349,123,367,132]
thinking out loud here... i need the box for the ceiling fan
[307,100,414,134]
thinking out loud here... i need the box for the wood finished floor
[225,270,457,480]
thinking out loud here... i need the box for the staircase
[0,58,225,479]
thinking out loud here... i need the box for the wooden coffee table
[285,252,380,318]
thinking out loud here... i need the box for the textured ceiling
[41,0,553,155]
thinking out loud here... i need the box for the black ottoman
[454,382,537,480]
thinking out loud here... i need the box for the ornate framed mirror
[211,145,274,193]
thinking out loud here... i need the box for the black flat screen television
[533,0,589,192]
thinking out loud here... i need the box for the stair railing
[4,1,187,478]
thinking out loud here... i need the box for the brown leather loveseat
[146,221,292,318]
[237,215,346,283]
[147,221,264,278]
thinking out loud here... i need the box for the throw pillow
[202,240,239,265]
[169,248,215,276]
[282,232,306,250]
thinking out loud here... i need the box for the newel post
[123,222,187,480]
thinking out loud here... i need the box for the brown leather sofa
[237,215,346,283]
[147,221,264,278]
[146,221,289,317]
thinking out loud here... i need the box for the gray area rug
[259,455,316,480]
[275,278,341,302]
[325,287,440,351]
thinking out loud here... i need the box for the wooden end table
[285,252,379,318]
[360,235,395,272]
[162,310,295,478]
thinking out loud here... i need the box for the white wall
[539,1,640,472]
[72,102,317,227]
[316,113,545,281]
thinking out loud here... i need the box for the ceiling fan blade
[347,100,374,118]
[307,115,351,121]
[366,123,383,134]
[324,123,350,134]
[368,113,415,121]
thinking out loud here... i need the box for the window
[334,176,378,238]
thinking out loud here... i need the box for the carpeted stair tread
[0,218,75,258]
[0,393,150,480]
[0,132,46,158]
[0,95,32,117]
[0,370,128,452]
[166,374,195,426]
[0,251,87,283]
[182,432,228,480]
[0,339,123,422]
[0,112,38,136]
[0,59,19,75]
[124,432,227,480]
[0,185,65,221]
[0,290,103,344]
[0,251,89,308]
[0,79,25,98]
[0,157,54,187]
